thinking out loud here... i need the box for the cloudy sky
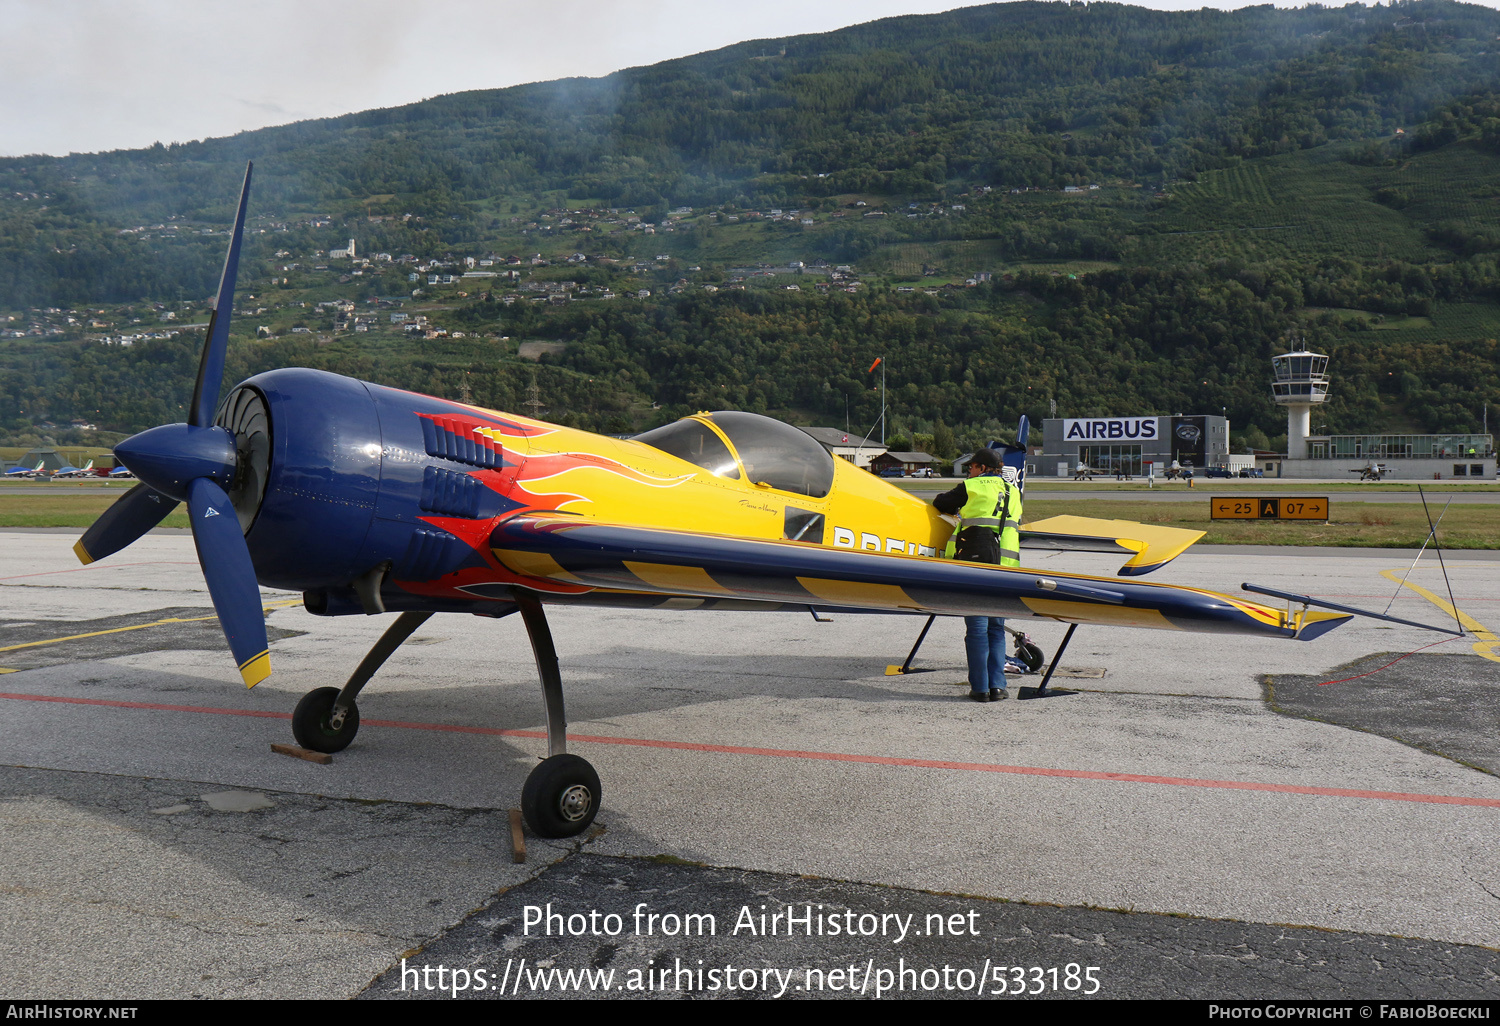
[5,0,1494,158]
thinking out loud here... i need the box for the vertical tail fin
[990,416,1029,495]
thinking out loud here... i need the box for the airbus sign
[1062,417,1158,441]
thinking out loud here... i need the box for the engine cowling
[224,368,515,614]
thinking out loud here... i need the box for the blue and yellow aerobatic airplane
[74,164,1429,838]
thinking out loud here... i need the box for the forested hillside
[3,0,1499,451]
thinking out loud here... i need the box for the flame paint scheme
[75,163,1359,838]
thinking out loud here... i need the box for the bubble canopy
[631,418,740,479]
[633,412,836,498]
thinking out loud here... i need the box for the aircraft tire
[291,686,359,753]
[522,754,601,838]
[1017,641,1045,674]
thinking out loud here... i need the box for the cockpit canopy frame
[632,411,836,498]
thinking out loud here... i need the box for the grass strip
[3,493,1496,548]
[0,495,190,529]
[1023,499,1500,548]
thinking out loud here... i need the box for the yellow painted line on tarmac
[1380,569,1500,665]
[0,599,304,656]
[0,614,220,654]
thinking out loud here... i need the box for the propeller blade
[186,477,270,687]
[189,161,254,428]
[74,483,181,565]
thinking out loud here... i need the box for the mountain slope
[3,1,1500,447]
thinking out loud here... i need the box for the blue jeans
[964,616,1006,694]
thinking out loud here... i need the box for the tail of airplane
[989,415,1029,495]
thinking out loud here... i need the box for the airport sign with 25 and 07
[1211,497,1329,521]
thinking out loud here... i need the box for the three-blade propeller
[74,162,271,686]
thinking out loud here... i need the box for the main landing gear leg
[1035,623,1078,696]
[292,610,434,753]
[885,615,938,676]
[515,591,600,838]
[902,614,937,674]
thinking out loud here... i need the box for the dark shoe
[968,691,989,703]
[989,688,1009,701]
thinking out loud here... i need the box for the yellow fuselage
[489,413,955,557]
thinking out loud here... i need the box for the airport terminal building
[1038,415,1230,477]
[1267,432,1495,479]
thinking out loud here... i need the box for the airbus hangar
[1037,415,1231,477]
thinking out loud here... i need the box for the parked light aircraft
[53,461,94,479]
[4,463,41,477]
[74,165,1460,838]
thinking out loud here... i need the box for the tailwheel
[1010,630,1046,674]
[291,686,359,753]
[521,754,600,838]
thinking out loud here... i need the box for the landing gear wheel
[291,686,359,753]
[1017,641,1045,674]
[521,754,600,838]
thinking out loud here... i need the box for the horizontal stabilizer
[1241,583,1465,637]
[1020,515,1205,576]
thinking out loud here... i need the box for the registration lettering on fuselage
[831,526,936,557]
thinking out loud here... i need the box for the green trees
[6,260,1499,444]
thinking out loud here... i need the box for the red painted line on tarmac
[1318,637,1463,685]
[0,561,197,582]
[362,715,542,737]
[4,690,1500,809]
[1,692,291,719]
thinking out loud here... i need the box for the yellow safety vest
[944,474,1021,566]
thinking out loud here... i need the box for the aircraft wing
[488,516,1347,640]
[1019,515,1205,576]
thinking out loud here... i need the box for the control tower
[1271,350,1330,460]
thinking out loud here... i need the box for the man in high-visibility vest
[934,448,1023,701]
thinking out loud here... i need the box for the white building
[799,428,887,470]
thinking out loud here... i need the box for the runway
[908,487,1500,504]
[1,530,1497,999]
